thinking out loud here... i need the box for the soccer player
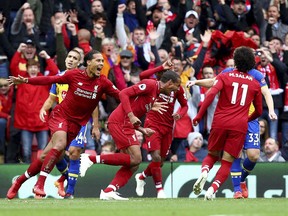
[39,49,99,199]
[187,53,277,199]
[134,63,188,198]
[80,62,181,200]
[6,50,120,199]
[192,46,263,200]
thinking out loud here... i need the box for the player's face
[65,51,81,70]
[161,79,181,95]
[87,53,104,77]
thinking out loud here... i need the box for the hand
[192,116,200,126]
[54,19,63,33]
[139,127,155,137]
[269,112,278,121]
[151,101,168,114]
[7,75,28,85]
[17,43,27,53]
[66,22,77,35]
[21,2,30,11]
[148,29,160,42]
[172,113,181,120]
[162,59,173,70]
[91,126,101,140]
[170,154,178,162]
[170,36,178,45]
[128,113,141,126]
[186,80,196,88]
[39,109,47,122]
[118,4,126,14]
[200,29,212,47]
[68,10,78,23]
[39,50,50,59]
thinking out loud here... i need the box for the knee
[248,153,259,162]
[130,154,142,166]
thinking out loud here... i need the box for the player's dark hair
[233,46,255,73]
[83,50,101,67]
[160,70,180,83]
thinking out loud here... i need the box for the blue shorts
[243,119,260,150]
[68,125,87,149]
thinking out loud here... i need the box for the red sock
[211,159,233,192]
[201,154,219,173]
[18,159,43,184]
[104,166,133,193]
[150,162,162,191]
[100,153,130,166]
[37,149,62,188]
[89,155,96,163]
[142,162,153,179]
[57,174,66,183]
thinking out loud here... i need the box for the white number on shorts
[248,133,259,146]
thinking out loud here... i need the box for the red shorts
[144,119,173,158]
[108,122,139,150]
[208,128,246,158]
[48,108,81,146]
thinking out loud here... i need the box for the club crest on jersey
[94,85,99,92]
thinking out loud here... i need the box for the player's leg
[240,120,260,198]
[204,131,246,200]
[80,123,135,177]
[65,125,86,198]
[33,131,67,197]
[100,145,142,200]
[6,140,53,199]
[230,157,243,198]
[54,154,68,197]
[193,129,223,195]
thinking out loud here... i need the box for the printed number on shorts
[75,132,85,144]
[248,133,259,146]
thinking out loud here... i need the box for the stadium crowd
[1,0,288,165]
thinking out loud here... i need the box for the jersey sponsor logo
[159,93,174,103]
[74,88,96,99]
[145,103,153,112]
[138,84,147,91]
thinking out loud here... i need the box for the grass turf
[0,198,287,216]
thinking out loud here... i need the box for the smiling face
[0,78,9,95]
[27,64,39,78]
[87,53,104,77]
[23,45,36,60]
[22,8,35,25]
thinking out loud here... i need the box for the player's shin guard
[241,158,256,182]
[230,158,242,192]
[66,159,80,195]
[211,160,232,192]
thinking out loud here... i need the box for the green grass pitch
[0,198,287,216]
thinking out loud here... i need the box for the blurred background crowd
[0,0,288,164]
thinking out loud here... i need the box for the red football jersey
[195,70,262,133]
[28,69,120,125]
[108,79,160,124]
[145,85,188,128]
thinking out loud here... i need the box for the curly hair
[233,46,256,72]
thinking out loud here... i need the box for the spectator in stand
[259,118,270,150]
[0,13,11,78]
[77,29,92,55]
[99,118,113,147]
[217,0,264,43]
[0,78,13,163]
[10,3,42,50]
[107,49,141,113]
[12,50,58,163]
[225,58,235,68]
[255,47,285,140]
[258,137,285,162]
[184,132,207,162]
[265,4,288,43]
[101,141,116,155]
